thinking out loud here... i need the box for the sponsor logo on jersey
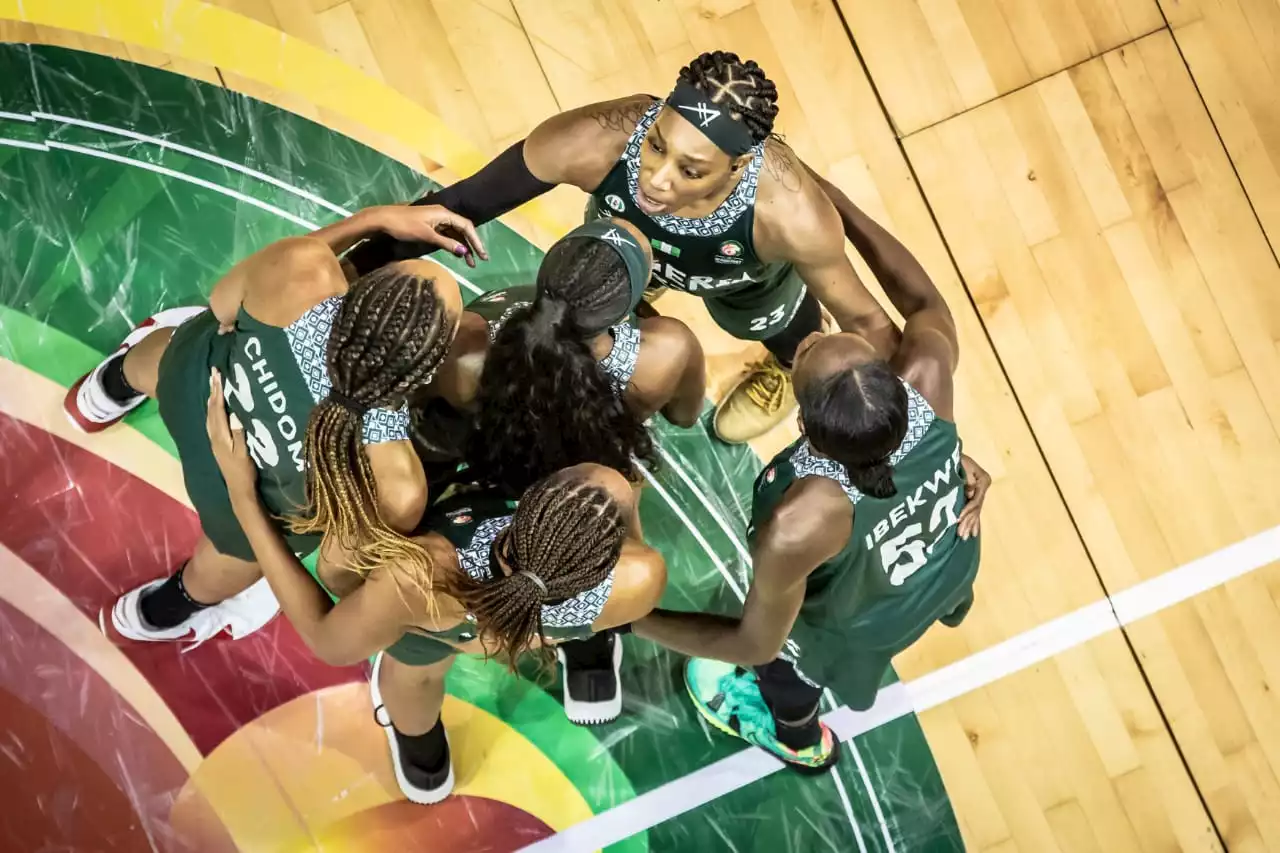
[605,193,626,213]
[650,238,681,258]
[715,240,744,265]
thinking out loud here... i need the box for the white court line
[634,461,744,601]
[523,524,1280,852]
[35,113,491,296]
[0,110,37,122]
[44,140,321,230]
[24,134,488,297]
[34,111,353,217]
[0,137,48,151]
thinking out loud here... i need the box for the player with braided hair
[344,48,936,443]
[200,418,667,804]
[70,203,482,648]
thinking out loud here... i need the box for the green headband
[565,219,651,312]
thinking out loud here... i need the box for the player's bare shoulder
[755,138,838,257]
[530,94,657,191]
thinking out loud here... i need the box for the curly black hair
[465,236,656,497]
[678,50,780,144]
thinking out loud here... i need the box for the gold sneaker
[713,353,797,444]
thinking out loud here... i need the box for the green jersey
[750,381,981,687]
[156,300,410,562]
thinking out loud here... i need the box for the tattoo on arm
[764,142,802,193]
[588,99,652,134]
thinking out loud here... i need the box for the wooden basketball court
[4,0,1280,849]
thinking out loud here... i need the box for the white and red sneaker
[64,306,207,433]
[105,575,280,653]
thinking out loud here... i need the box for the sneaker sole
[370,652,454,805]
[557,635,624,725]
[685,674,840,775]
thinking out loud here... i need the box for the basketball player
[632,223,992,771]
[415,217,701,725]
[415,217,705,496]
[204,377,666,803]
[64,203,480,646]
[343,50,934,444]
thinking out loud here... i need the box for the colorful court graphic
[0,45,962,851]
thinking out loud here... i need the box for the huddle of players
[65,51,991,802]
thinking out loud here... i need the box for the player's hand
[206,368,259,501]
[956,453,991,540]
[372,204,489,268]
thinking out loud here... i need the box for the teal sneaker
[684,658,839,774]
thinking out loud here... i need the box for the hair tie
[327,389,369,416]
[517,570,548,600]
[529,298,569,339]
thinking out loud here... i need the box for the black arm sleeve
[343,139,556,276]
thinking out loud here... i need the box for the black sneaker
[557,632,624,725]
[370,652,454,804]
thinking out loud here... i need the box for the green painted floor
[0,43,962,852]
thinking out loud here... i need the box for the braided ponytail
[441,470,626,668]
[286,264,456,597]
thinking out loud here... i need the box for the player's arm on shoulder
[222,235,345,328]
[629,316,707,428]
[805,164,951,324]
[364,440,429,534]
[306,541,436,666]
[894,306,959,421]
[634,479,851,666]
[761,143,899,358]
[526,94,655,191]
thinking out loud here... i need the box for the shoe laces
[741,355,790,415]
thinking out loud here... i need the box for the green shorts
[155,311,322,562]
[384,631,463,666]
[785,539,981,711]
[699,265,808,342]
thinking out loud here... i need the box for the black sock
[775,709,822,750]
[394,717,448,773]
[100,353,142,404]
[560,631,615,669]
[138,565,211,629]
[755,658,824,749]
